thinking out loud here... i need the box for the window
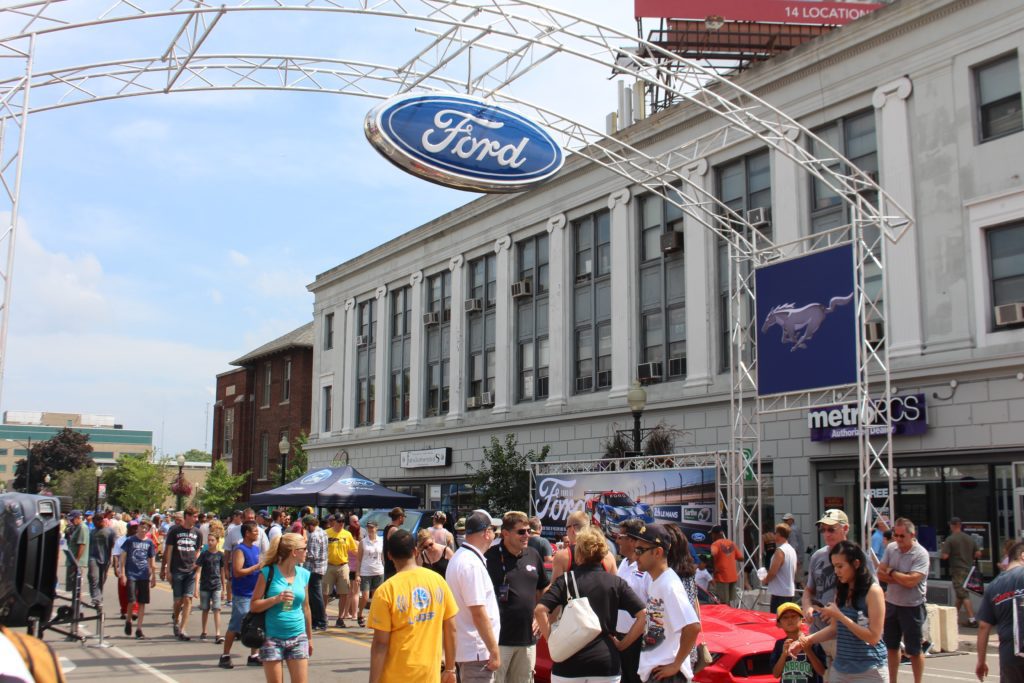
[637,190,687,384]
[282,358,291,402]
[573,209,612,393]
[223,407,234,458]
[515,233,550,401]
[988,222,1024,327]
[323,312,334,350]
[716,150,771,371]
[322,385,333,433]
[355,300,376,426]
[467,254,496,405]
[389,286,412,421]
[261,362,272,407]
[259,432,269,480]
[975,53,1023,142]
[425,271,451,417]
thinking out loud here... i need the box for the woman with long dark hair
[792,540,887,682]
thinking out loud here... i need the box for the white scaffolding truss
[0,0,909,570]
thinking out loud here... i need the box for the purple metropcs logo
[364,93,564,193]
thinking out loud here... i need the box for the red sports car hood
[699,604,784,651]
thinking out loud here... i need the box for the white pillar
[873,77,922,358]
[608,187,634,400]
[493,235,513,415]
[407,270,424,426]
[682,159,714,388]
[771,127,803,247]
[340,297,356,435]
[372,285,388,431]
[546,213,568,408]
[446,255,466,425]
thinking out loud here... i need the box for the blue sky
[2,1,635,455]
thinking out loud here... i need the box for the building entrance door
[1012,462,1024,542]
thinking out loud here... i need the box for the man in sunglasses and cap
[802,509,851,678]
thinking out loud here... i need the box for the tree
[275,431,309,484]
[468,434,548,513]
[199,460,248,517]
[104,453,167,512]
[51,466,105,510]
[12,428,95,492]
[178,448,212,463]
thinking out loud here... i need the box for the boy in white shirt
[629,524,701,683]
[695,555,714,594]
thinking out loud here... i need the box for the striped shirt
[833,589,886,674]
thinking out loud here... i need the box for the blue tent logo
[300,469,334,486]
[337,478,375,488]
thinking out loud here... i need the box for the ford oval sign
[365,93,564,193]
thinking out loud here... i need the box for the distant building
[211,323,313,500]
[0,411,153,484]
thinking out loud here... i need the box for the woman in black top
[536,527,646,680]
[415,529,453,576]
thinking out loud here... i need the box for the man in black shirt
[162,506,201,640]
[485,511,549,683]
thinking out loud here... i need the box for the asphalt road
[44,575,373,683]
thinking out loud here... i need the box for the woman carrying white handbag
[535,527,647,683]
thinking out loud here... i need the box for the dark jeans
[307,572,326,628]
[617,631,642,683]
[88,560,110,603]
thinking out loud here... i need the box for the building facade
[307,0,1024,591]
[212,323,313,499]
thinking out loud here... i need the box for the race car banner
[533,467,718,549]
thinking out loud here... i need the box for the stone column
[372,285,388,431]
[340,297,356,435]
[446,255,465,425]
[545,213,568,408]
[771,127,803,247]
[873,77,921,358]
[407,270,424,426]
[607,187,633,400]
[493,235,513,414]
[682,159,714,388]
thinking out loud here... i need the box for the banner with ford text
[533,467,718,551]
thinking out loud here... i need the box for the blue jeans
[307,572,326,628]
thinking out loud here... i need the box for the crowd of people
[49,504,1022,683]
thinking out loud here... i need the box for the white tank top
[359,536,384,576]
[768,542,797,597]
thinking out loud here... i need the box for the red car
[535,593,785,683]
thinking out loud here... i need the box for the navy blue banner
[755,244,857,395]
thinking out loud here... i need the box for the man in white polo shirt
[446,509,501,683]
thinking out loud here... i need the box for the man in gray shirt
[878,517,930,683]
[802,508,850,674]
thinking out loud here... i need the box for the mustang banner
[533,467,718,550]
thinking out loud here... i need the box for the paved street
[46,576,372,683]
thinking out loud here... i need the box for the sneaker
[135,628,145,640]
[177,633,191,641]
[357,616,365,628]
[173,623,180,638]
[124,620,132,636]
[247,655,261,667]
[334,618,347,629]
[218,655,234,669]
[224,599,232,607]
[215,635,224,644]
[200,633,208,641]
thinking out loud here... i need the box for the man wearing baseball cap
[446,510,501,682]
[802,509,850,673]
[770,602,825,682]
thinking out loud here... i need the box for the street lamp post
[94,465,103,511]
[176,454,186,510]
[627,380,647,454]
[278,435,290,486]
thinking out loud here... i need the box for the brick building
[212,323,313,499]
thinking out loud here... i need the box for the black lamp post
[94,465,103,511]
[278,434,290,486]
[626,380,648,454]
[176,454,186,510]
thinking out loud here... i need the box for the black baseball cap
[464,510,495,535]
[627,523,673,549]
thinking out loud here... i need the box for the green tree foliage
[468,434,548,513]
[199,460,248,517]
[275,431,309,485]
[12,428,95,492]
[178,448,212,463]
[51,467,105,510]
[104,453,167,512]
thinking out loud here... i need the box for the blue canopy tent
[248,466,417,508]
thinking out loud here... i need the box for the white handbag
[547,571,603,663]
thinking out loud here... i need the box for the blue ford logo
[337,478,375,488]
[300,469,333,486]
[691,532,707,543]
[365,93,564,193]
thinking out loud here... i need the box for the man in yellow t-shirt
[325,514,359,627]
[369,528,458,683]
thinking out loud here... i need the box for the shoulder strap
[567,571,579,600]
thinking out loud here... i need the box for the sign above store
[400,447,452,469]
[807,393,928,441]
[634,0,885,25]
[364,93,564,193]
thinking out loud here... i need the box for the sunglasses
[634,546,656,555]
[511,529,530,536]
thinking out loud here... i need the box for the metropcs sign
[807,393,928,441]
[365,93,564,193]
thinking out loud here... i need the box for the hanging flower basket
[170,474,193,497]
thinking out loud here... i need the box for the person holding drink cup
[250,532,313,683]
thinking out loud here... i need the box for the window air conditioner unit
[597,370,612,388]
[481,392,495,407]
[864,321,884,344]
[355,335,369,347]
[423,311,440,326]
[745,207,771,226]
[464,298,483,314]
[660,231,683,254]
[466,396,480,410]
[637,361,663,383]
[669,356,686,377]
[995,302,1024,327]
[576,260,593,282]
[511,280,533,298]
[576,376,593,392]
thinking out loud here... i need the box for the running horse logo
[761,292,854,351]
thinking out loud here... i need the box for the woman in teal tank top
[250,532,313,683]
[791,540,888,682]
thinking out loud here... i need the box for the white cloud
[228,249,249,267]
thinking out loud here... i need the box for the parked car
[358,508,445,538]
[534,588,786,683]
